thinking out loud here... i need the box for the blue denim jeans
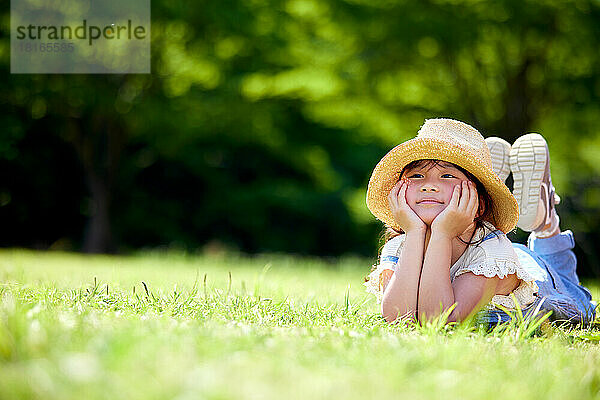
[481,230,596,328]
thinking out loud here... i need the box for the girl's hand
[388,180,427,234]
[431,181,479,239]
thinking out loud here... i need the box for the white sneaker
[485,137,511,183]
[510,133,559,232]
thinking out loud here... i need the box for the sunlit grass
[2,249,600,400]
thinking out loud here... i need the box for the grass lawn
[2,248,600,400]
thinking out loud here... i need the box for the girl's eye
[441,174,457,178]
[407,173,423,178]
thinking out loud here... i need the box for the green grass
[2,249,600,400]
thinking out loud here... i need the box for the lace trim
[489,280,538,310]
[455,258,537,283]
[456,258,539,310]
[366,263,539,310]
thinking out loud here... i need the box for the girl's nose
[420,184,439,192]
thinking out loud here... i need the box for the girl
[364,118,596,326]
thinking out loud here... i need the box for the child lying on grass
[364,118,595,327]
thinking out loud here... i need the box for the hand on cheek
[431,180,479,238]
[388,179,427,234]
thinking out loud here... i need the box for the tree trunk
[501,57,534,143]
[67,113,122,254]
[83,169,112,253]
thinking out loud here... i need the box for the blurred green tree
[1,0,600,275]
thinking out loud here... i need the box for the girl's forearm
[418,231,455,320]
[381,229,426,322]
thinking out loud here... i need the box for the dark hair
[382,159,497,247]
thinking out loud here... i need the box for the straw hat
[366,118,519,233]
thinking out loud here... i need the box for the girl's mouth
[417,199,443,204]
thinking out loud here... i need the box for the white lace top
[364,221,540,311]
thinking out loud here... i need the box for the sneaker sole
[510,133,548,231]
[485,137,511,183]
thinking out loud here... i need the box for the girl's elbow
[446,304,480,323]
[381,300,398,323]
[381,298,414,323]
[446,313,460,323]
[417,304,462,324]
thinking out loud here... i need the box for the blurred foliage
[1,0,600,275]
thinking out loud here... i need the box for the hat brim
[366,137,519,234]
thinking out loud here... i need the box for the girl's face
[401,161,474,226]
